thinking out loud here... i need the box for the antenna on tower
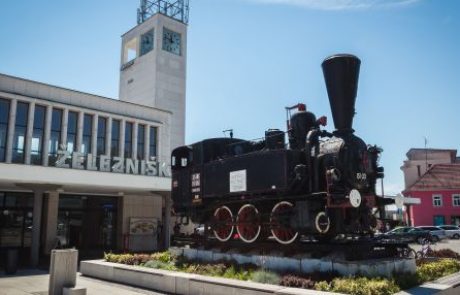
[137,0,190,25]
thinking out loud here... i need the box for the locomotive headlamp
[349,189,362,208]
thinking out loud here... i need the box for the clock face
[140,30,154,56]
[162,28,181,55]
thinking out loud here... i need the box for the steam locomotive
[171,54,391,245]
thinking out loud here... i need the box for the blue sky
[0,0,459,194]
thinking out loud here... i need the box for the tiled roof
[406,164,460,192]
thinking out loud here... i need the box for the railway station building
[0,2,188,267]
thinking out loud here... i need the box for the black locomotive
[172,54,390,245]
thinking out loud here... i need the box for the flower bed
[104,250,460,295]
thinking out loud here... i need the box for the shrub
[132,254,151,265]
[432,249,460,259]
[144,260,177,271]
[151,251,174,263]
[416,259,460,282]
[280,274,315,289]
[251,271,281,285]
[314,280,330,291]
[104,252,117,263]
[315,277,400,295]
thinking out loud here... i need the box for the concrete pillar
[44,191,60,254]
[164,194,171,249]
[43,105,53,166]
[119,119,125,158]
[76,112,84,153]
[91,114,98,156]
[5,98,17,163]
[106,117,112,157]
[132,122,138,159]
[25,102,35,165]
[145,125,150,161]
[49,249,78,295]
[31,189,44,267]
[61,109,69,148]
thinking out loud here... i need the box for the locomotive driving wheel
[270,201,299,245]
[212,206,234,242]
[236,204,261,243]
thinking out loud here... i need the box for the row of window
[432,194,460,207]
[0,98,158,166]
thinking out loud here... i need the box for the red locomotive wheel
[236,204,261,243]
[270,201,299,245]
[212,206,234,242]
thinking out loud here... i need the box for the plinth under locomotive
[171,54,393,246]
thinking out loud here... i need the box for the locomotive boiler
[171,54,390,245]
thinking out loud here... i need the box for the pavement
[409,238,460,253]
[0,269,168,295]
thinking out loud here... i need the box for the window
[82,114,93,154]
[149,126,157,160]
[49,108,63,164]
[12,102,29,163]
[137,124,145,160]
[0,98,10,162]
[123,38,138,64]
[67,111,78,152]
[433,195,442,207]
[0,192,34,248]
[453,195,460,207]
[97,117,107,156]
[111,119,120,157]
[140,29,154,56]
[124,122,133,158]
[31,105,46,165]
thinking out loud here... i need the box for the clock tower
[119,0,189,151]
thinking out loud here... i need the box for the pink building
[403,164,460,226]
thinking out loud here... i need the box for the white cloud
[246,0,421,10]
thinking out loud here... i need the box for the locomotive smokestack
[322,54,361,133]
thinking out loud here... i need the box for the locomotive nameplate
[229,169,247,192]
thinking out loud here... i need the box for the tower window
[123,38,138,64]
[140,29,154,56]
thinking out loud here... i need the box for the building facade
[0,74,173,266]
[401,149,460,226]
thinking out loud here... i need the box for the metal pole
[164,194,171,249]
